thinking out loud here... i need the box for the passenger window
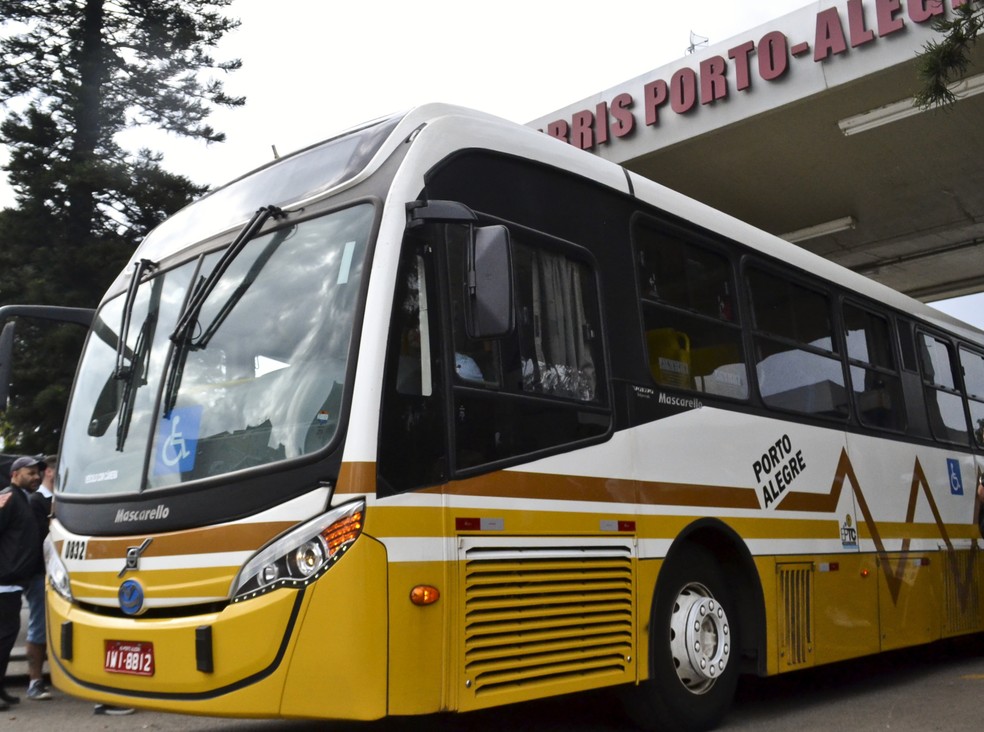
[843,304,905,431]
[959,347,984,446]
[446,227,610,472]
[517,246,599,401]
[748,268,847,419]
[634,222,747,399]
[918,333,969,444]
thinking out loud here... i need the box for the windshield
[60,203,375,495]
[130,114,400,268]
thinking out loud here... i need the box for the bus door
[438,217,626,711]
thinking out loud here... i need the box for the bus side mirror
[0,305,94,414]
[467,224,514,339]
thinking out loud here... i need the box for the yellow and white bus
[12,105,984,730]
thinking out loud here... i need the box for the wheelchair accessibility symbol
[947,458,964,496]
[161,414,191,467]
[154,405,202,475]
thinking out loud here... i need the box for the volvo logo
[118,537,153,578]
[119,579,146,616]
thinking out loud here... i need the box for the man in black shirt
[24,455,55,700]
[0,456,44,710]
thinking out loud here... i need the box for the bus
[4,104,982,731]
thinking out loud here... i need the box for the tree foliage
[0,0,244,453]
[916,1,983,108]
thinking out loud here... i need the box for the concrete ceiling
[620,50,984,303]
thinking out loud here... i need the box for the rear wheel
[622,546,739,732]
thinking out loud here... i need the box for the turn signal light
[322,512,363,557]
[410,585,440,606]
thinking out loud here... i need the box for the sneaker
[0,688,18,704]
[27,680,52,701]
[93,704,136,715]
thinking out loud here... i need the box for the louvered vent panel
[461,543,635,702]
[943,550,980,636]
[777,562,814,670]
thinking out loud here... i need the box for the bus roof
[116,103,983,346]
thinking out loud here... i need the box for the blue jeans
[23,574,45,645]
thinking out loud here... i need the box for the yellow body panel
[49,536,389,720]
[755,548,984,675]
[47,480,984,721]
[634,558,660,683]
[69,566,236,604]
[49,587,295,694]
[386,560,450,715]
[878,553,942,650]
[755,557,780,676]
[813,554,880,666]
[280,536,389,720]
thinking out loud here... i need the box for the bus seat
[646,328,691,389]
[691,343,740,378]
[692,344,745,397]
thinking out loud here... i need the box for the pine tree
[0,0,244,452]
[916,1,983,108]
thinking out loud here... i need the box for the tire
[621,545,740,732]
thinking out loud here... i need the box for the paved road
[4,634,983,731]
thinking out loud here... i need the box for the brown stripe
[336,461,376,493]
[442,471,761,509]
[82,521,294,560]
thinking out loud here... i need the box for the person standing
[23,455,55,700]
[0,456,44,711]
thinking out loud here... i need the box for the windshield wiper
[116,278,163,451]
[163,205,286,416]
[115,259,158,380]
[193,225,293,350]
[115,267,163,451]
[169,206,286,347]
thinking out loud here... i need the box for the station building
[529,0,984,303]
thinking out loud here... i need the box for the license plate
[104,640,155,677]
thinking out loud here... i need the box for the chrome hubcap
[668,582,731,693]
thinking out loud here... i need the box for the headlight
[230,499,364,602]
[44,536,73,602]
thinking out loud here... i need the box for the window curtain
[527,251,596,401]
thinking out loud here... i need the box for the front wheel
[621,546,739,732]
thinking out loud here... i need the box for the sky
[0,0,811,209]
[0,0,979,323]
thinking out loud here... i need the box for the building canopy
[529,0,984,302]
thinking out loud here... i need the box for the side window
[959,347,984,446]
[917,333,969,444]
[843,303,906,431]
[748,267,847,419]
[378,244,447,494]
[447,227,610,471]
[394,254,433,397]
[634,222,747,399]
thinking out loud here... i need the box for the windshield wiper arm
[162,205,286,417]
[169,205,286,347]
[115,259,158,380]
[116,318,150,451]
[193,225,293,350]
[116,273,164,451]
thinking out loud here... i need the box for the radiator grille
[943,550,980,636]
[777,562,814,669]
[460,542,635,703]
